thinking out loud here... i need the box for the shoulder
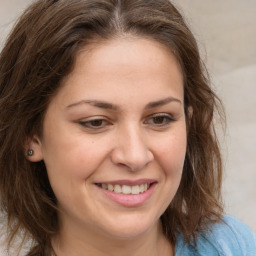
[175,215,256,256]
[201,215,256,255]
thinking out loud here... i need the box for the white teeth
[101,183,150,195]
[139,184,145,193]
[107,184,114,191]
[114,185,122,193]
[131,185,140,194]
[122,185,132,194]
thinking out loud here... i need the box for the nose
[111,125,154,171]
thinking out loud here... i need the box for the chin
[99,213,160,240]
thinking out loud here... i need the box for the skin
[29,37,187,256]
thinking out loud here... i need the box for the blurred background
[0,0,256,253]
[172,0,256,232]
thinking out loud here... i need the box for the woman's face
[31,38,187,239]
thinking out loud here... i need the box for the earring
[27,149,34,156]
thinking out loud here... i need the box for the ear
[187,106,193,120]
[25,135,44,162]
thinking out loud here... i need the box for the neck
[52,220,174,256]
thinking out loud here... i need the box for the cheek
[156,129,187,175]
[42,128,99,172]
[68,137,113,177]
[43,137,113,204]
[154,128,187,214]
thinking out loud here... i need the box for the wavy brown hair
[0,0,224,255]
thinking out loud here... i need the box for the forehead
[74,37,182,77]
[53,37,184,109]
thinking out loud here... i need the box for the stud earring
[27,149,34,156]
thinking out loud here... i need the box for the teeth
[114,185,122,193]
[102,184,108,189]
[101,183,150,195]
[139,184,145,193]
[107,184,114,191]
[122,185,132,194]
[131,185,140,194]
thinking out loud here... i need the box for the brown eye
[79,118,109,129]
[145,113,174,127]
[152,116,167,125]
[90,119,104,127]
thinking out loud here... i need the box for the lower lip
[98,183,156,207]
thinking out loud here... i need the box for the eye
[145,113,174,127]
[79,117,110,130]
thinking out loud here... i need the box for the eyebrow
[66,100,120,110]
[66,97,182,110]
[145,97,182,109]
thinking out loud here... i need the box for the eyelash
[79,113,175,130]
[79,117,110,130]
[144,113,175,127]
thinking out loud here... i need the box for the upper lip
[95,179,157,186]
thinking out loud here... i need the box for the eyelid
[149,112,173,118]
[147,112,175,119]
[80,116,106,121]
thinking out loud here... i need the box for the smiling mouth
[96,183,151,195]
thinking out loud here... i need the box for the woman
[0,0,255,255]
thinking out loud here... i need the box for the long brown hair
[0,0,224,254]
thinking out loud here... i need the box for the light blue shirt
[175,215,256,255]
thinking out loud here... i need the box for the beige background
[0,0,256,254]
[172,0,256,232]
